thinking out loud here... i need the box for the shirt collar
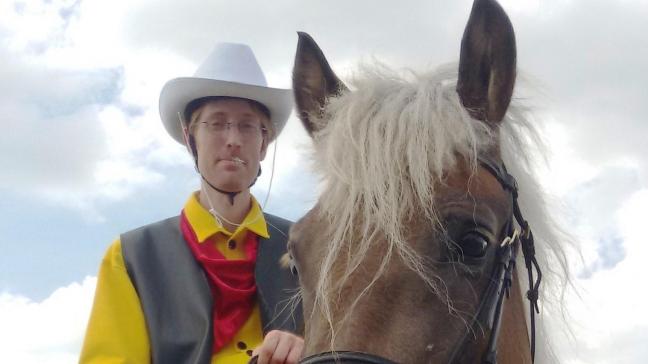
[183,192,269,243]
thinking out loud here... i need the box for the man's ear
[259,135,269,161]
[182,123,198,159]
[182,124,190,147]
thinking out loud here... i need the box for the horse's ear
[457,0,516,124]
[293,32,347,137]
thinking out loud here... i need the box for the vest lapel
[122,216,214,364]
[255,214,303,335]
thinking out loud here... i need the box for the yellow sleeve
[79,239,151,364]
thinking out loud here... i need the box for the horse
[286,0,570,363]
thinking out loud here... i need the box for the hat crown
[194,43,268,87]
[159,41,292,144]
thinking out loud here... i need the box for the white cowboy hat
[159,42,292,144]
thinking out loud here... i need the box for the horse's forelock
[312,63,494,266]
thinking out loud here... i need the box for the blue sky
[1,0,647,362]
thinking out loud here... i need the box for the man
[80,43,304,364]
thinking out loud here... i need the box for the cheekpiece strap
[479,158,542,363]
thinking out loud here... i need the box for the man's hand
[252,330,304,364]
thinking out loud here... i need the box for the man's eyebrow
[203,110,258,119]
[203,110,227,117]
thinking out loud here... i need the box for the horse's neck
[497,272,533,364]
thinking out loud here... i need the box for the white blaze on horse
[287,0,571,363]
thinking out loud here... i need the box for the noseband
[295,158,543,364]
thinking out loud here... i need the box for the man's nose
[224,124,243,146]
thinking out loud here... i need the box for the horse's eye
[286,238,300,276]
[457,232,489,258]
[289,253,299,276]
[446,231,490,263]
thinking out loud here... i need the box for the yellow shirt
[80,192,269,363]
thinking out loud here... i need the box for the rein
[292,159,543,364]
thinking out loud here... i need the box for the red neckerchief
[180,210,259,353]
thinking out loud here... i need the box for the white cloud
[0,0,75,53]
[0,0,197,218]
[535,110,647,362]
[514,0,648,175]
[548,189,648,364]
[536,121,599,195]
[0,102,107,189]
[498,0,541,14]
[0,276,96,364]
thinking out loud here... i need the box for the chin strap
[199,166,262,206]
[201,174,239,205]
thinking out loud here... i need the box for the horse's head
[289,1,543,362]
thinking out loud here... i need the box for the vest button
[228,240,236,249]
[237,341,247,350]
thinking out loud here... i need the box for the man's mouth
[229,157,247,165]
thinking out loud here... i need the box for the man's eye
[211,121,227,128]
[239,121,256,131]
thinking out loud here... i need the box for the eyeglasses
[198,120,268,139]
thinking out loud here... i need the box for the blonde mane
[307,62,571,356]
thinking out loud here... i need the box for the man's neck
[199,185,253,233]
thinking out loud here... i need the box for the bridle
[443,157,543,364]
[290,158,543,364]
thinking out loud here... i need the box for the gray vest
[121,213,303,364]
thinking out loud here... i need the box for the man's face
[189,98,269,192]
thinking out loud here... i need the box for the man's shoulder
[263,212,292,226]
[120,215,181,247]
[125,215,180,232]
[263,212,293,237]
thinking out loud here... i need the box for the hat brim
[159,77,293,144]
